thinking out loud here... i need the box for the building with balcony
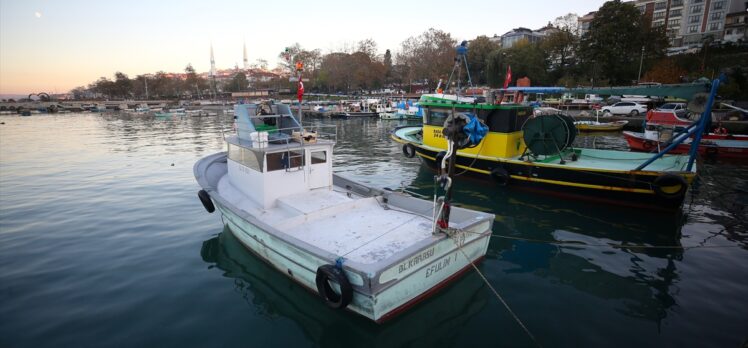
[637,0,746,46]
[723,10,747,42]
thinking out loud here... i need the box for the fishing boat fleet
[192,43,746,324]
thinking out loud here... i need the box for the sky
[0,0,607,94]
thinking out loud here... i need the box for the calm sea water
[1,113,746,348]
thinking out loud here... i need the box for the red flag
[297,79,304,102]
[503,65,512,89]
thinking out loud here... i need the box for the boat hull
[215,200,490,323]
[392,129,695,212]
[623,131,748,159]
[194,152,493,323]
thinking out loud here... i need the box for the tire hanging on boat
[652,173,688,200]
[402,143,416,158]
[198,189,215,213]
[490,166,510,186]
[315,265,353,309]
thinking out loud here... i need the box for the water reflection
[201,228,489,347]
[402,165,685,325]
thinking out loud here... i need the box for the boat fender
[490,167,510,186]
[652,174,688,200]
[402,143,416,158]
[315,264,353,309]
[198,189,215,213]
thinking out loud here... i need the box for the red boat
[623,109,748,159]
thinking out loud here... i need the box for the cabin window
[425,108,450,126]
[228,143,262,171]
[267,150,305,171]
[311,151,327,164]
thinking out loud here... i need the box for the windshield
[659,103,677,109]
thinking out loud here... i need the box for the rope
[451,235,543,348]
[459,230,742,250]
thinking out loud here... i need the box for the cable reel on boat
[520,114,577,164]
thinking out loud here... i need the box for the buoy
[652,173,688,200]
[490,167,510,186]
[315,264,352,309]
[198,189,215,213]
[402,143,416,158]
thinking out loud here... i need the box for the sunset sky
[0,0,606,94]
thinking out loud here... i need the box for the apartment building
[637,0,747,46]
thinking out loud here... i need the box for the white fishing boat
[194,102,494,322]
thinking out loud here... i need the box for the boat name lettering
[398,248,434,273]
[432,129,445,139]
[425,255,455,278]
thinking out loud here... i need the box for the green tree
[466,36,500,85]
[505,41,550,85]
[485,49,507,88]
[383,49,393,84]
[226,72,248,92]
[579,0,668,85]
[113,72,132,99]
[541,29,578,83]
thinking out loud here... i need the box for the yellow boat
[574,120,629,132]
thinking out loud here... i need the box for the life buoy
[652,173,688,200]
[402,143,416,158]
[198,189,215,213]
[315,264,352,309]
[490,167,510,186]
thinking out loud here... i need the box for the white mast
[210,43,217,77]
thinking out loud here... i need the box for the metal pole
[144,77,148,100]
[637,46,645,83]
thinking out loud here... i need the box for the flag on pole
[503,65,512,89]
[297,79,304,102]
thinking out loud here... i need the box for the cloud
[35,11,42,18]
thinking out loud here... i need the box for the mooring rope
[460,230,742,250]
[451,234,543,348]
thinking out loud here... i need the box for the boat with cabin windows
[193,102,494,322]
[392,83,719,212]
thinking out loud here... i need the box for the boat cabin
[226,103,336,209]
[418,95,533,158]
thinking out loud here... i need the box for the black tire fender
[198,189,215,213]
[652,173,688,200]
[490,167,510,186]
[402,143,416,158]
[315,265,353,309]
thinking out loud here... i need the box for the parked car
[655,103,688,118]
[601,102,648,116]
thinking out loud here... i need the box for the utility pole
[637,46,645,83]
[144,77,149,100]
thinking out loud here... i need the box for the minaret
[209,44,217,77]
[243,41,249,70]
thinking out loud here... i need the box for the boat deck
[217,175,434,265]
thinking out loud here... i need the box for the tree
[505,41,550,85]
[114,72,132,99]
[70,86,87,100]
[226,72,248,92]
[541,29,578,82]
[383,49,393,84]
[553,13,580,35]
[466,36,500,85]
[641,57,686,83]
[579,0,668,85]
[485,49,507,88]
[396,28,456,90]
